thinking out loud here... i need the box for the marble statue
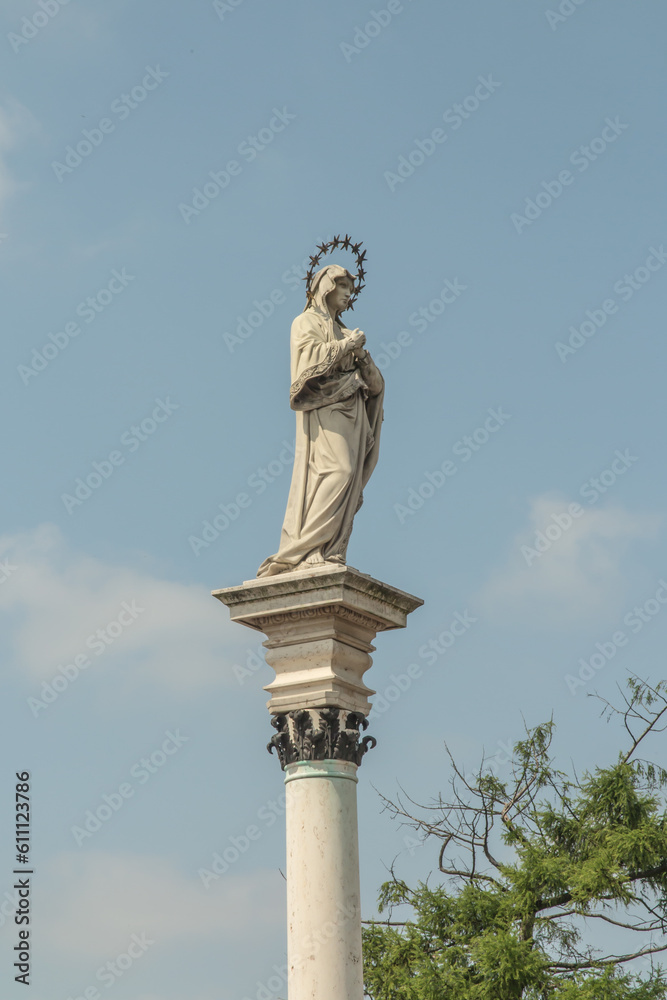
[257,262,384,577]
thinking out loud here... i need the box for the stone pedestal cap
[213,564,423,716]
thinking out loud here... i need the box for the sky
[1,0,667,997]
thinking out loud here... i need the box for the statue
[257,238,384,577]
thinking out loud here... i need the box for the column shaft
[285,760,363,1000]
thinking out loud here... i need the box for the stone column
[285,757,363,996]
[213,565,422,1000]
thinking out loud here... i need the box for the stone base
[213,564,423,717]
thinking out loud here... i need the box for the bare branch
[582,911,662,933]
[362,919,408,926]
[551,940,667,970]
[621,696,667,764]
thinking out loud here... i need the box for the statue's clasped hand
[346,328,367,358]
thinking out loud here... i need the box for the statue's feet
[302,552,326,568]
[295,552,346,572]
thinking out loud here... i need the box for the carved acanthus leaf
[267,709,376,769]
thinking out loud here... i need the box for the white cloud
[3,1,119,52]
[0,98,38,221]
[476,496,660,626]
[0,524,246,690]
[39,851,284,961]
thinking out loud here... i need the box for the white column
[285,760,363,1000]
[212,567,423,996]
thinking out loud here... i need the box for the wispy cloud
[476,496,659,627]
[40,850,284,960]
[0,524,242,691]
[0,98,38,221]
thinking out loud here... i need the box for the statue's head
[307,264,356,319]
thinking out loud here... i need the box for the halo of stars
[304,235,367,310]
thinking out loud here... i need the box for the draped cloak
[257,265,384,577]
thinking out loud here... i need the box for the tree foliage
[363,678,667,999]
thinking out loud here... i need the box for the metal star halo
[303,235,367,310]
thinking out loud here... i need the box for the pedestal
[213,565,423,1000]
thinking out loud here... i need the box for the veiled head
[307,264,356,318]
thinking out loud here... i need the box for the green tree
[363,678,667,999]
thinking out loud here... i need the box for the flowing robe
[257,309,384,577]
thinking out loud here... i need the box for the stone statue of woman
[257,263,384,577]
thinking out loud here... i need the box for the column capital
[268,708,375,771]
[213,565,423,716]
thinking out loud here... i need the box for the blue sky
[1,1,667,997]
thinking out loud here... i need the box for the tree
[363,677,667,999]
